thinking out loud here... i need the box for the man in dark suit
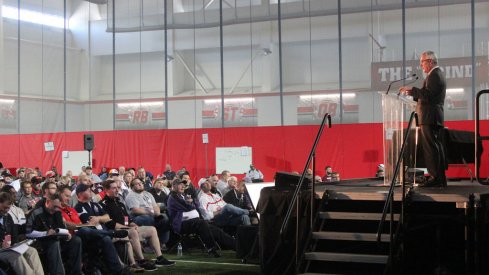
[399,50,447,187]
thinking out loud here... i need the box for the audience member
[30,176,42,197]
[101,180,175,268]
[376,164,385,178]
[18,181,41,215]
[119,166,126,177]
[58,176,72,188]
[176,166,187,178]
[148,177,170,211]
[34,167,42,177]
[58,185,131,274]
[125,178,170,245]
[208,174,221,196]
[167,179,235,257]
[199,180,250,227]
[223,180,254,213]
[181,173,199,200]
[1,185,25,226]
[1,171,13,186]
[34,181,58,209]
[216,170,230,195]
[137,167,153,191]
[44,171,57,185]
[0,192,44,275]
[128,168,136,177]
[26,193,83,275]
[322,166,340,182]
[123,171,134,190]
[162,164,176,181]
[110,171,129,201]
[246,164,264,182]
[98,166,108,181]
[9,168,24,192]
[85,166,102,183]
[220,176,238,197]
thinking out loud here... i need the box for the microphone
[386,74,417,95]
[397,76,419,96]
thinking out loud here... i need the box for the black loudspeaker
[83,134,94,151]
[274,171,311,190]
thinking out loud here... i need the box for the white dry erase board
[216,147,252,174]
[62,151,92,175]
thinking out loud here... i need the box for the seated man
[207,174,223,197]
[18,181,41,215]
[101,180,175,268]
[0,192,44,275]
[246,164,264,183]
[26,193,83,275]
[220,176,238,198]
[223,180,258,225]
[322,166,340,182]
[199,180,250,227]
[148,177,170,211]
[1,185,26,226]
[58,185,134,274]
[33,181,58,209]
[167,179,236,257]
[223,180,253,212]
[125,178,170,245]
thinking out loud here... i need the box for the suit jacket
[411,67,446,126]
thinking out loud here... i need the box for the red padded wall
[0,120,487,183]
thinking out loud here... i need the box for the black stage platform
[259,178,489,274]
[316,178,489,206]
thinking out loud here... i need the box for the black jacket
[411,67,446,126]
[0,214,19,244]
[148,188,169,205]
[26,204,66,234]
[100,196,132,225]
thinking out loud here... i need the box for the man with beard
[137,167,153,191]
[125,178,170,246]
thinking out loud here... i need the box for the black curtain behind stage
[257,187,313,275]
[401,128,482,169]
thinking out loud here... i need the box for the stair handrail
[376,111,418,245]
[280,112,332,238]
[475,89,489,184]
[279,113,331,261]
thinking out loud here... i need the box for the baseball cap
[1,170,12,177]
[76,184,91,195]
[31,176,43,184]
[45,171,56,178]
[172,179,185,186]
[109,169,119,176]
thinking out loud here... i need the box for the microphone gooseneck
[386,74,417,95]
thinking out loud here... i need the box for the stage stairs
[299,190,402,274]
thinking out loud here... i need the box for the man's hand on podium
[399,86,413,96]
